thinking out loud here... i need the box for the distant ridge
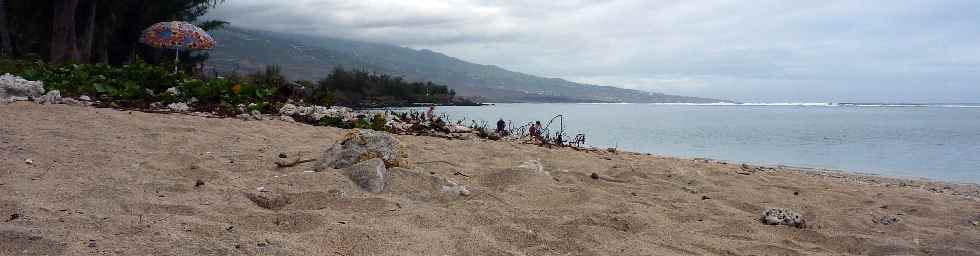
[207,27,727,103]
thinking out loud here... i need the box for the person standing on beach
[426,106,435,121]
[529,121,540,142]
[534,121,544,141]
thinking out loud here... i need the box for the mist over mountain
[206,27,726,103]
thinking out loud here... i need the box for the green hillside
[207,27,726,103]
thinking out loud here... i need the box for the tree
[76,0,97,62]
[0,0,12,56]
[49,0,80,64]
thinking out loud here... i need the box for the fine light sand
[1,103,979,256]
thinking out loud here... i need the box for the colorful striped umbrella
[139,21,216,72]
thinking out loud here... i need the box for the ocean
[411,103,980,183]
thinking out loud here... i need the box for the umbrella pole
[174,48,180,74]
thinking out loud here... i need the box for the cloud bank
[207,0,980,102]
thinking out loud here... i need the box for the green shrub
[20,59,183,105]
[12,60,274,113]
[0,59,38,75]
[176,77,273,114]
[249,65,289,98]
[319,116,353,129]
[369,114,388,132]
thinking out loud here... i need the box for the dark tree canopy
[0,0,224,65]
[310,68,463,107]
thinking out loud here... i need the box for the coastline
[2,102,978,255]
[426,102,980,184]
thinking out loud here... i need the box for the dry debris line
[274,151,318,168]
[275,158,317,168]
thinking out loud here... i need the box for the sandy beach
[1,102,978,255]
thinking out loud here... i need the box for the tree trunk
[92,21,108,64]
[50,0,80,64]
[76,0,97,63]
[0,0,12,57]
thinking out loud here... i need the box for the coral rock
[761,207,807,228]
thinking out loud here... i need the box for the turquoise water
[418,103,980,183]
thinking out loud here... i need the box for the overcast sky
[206,0,980,102]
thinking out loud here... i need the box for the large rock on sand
[0,74,44,104]
[346,158,388,193]
[315,129,402,171]
[760,208,807,228]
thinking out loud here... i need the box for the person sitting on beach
[496,118,507,135]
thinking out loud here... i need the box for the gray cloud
[206,0,980,102]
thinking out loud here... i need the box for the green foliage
[370,114,388,132]
[318,116,353,129]
[20,59,182,104]
[248,65,290,99]
[8,59,469,119]
[196,20,230,31]
[314,113,389,132]
[0,59,39,75]
[13,61,272,113]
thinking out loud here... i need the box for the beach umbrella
[139,21,216,73]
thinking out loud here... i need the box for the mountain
[206,27,726,103]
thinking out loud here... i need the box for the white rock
[447,124,472,133]
[279,104,299,116]
[278,103,356,121]
[440,180,471,196]
[518,159,546,174]
[34,90,63,104]
[24,159,34,165]
[0,74,44,104]
[167,102,191,112]
[238,110,263,121]
[165,87,181,96]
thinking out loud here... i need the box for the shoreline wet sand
[2,103,978,255]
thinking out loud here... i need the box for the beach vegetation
[307,67,467,108]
